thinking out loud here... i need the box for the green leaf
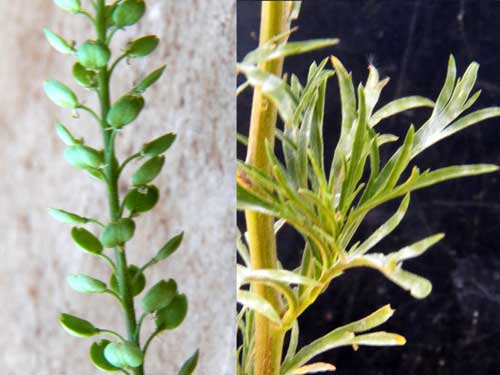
[178,350,199,375]
[77,40,111,70]
[153,232,184,262]
[237,290,281,326]
[236,184,276,216]
[110,265,145,297]
[132,156,165,186]
[55,121,78,146]
[413,164,499,190]
[351,195,410,256]
[48,208,89,224]
[124,185,160,214]
[369,96,434,127]
[71,227,103,255]
[237,265,319,289]
[104,342,143,368]
[44,28,75,54]
[126,35,159,57]
[73,63,98,88]
[112,0,146,28]
[107,94,145,128]
[282,305,394,372]
[68,274,107,294]
[142,279,178,313]
[287,362,336,374]
[54,0,81,13]
[388,233,445,263]
[243,38,338,65]
[60,313,99,338]
[133,65,167,93]
[44,80,78,108]
[350,331,406,346]
[64,144,104,170]
[100,218,136,248]
[156,294,188,331]
[142,132,176,157]
[90,340,120,372]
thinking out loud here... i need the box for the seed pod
[48,208,89,224]
[73,63,98,88]
[133,65,166,93]
[64,144,104,170]
[90,340,119,372]
[127,35,159,57]
[77,41,111,70]
[132,156,165,186]
[110,265,145,296]
[124,185,159,214]
[44,28,75,54]
[60,313,99,338]
[71,227,103,255]
[142,133,176,157]
[106,94,145,128]
[113,0,146,28]
[44,80,78,108]
[68,274,107,294]
[104,342,143,368]
[54,0,81,13]
[179,351,199,375]
[156,294,188,331]
[55,121,78,146]
[142,279,178,313]
[100,218,136,248]
[153,232,184,263]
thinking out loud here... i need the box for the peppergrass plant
[236,2,500,374]
[44,1,198,374]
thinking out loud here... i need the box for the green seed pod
[48,208,89,224]
[73,63,98,88]
[133,65,167,93]
[132,156,165,186]
[106,94,145,128]
[90,340,119,372]
[110,265,145,297]
[124,185,159,214]
[77,40,111,70]
[55,121,78,146]
[54,0,81,13]
[104,3,117,27]
[142,133,176,157]
[153,232,184,263]
[142,279,178,313]
[112,0,146,28]
[100,218,136,248]
[156,294,188,331]
[71,227,103,255]
[179,351,199,375]
[104,342,144,368]
[44,80,78,108]
[64,144,104,170]
[44,28,75,54]
[127,35,159,57]
[60,313,99,338]
[67,274,107,294]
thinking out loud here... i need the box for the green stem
[95,1,143,374]
[244,2,290,375]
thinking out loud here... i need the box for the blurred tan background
[0,0,235,373]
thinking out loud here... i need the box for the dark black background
[238,1,500,374]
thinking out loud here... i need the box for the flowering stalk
[45,1,198,374]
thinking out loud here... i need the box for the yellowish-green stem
[244,2,291,375]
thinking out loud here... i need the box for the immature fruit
[107,94,145,128]
[100,218,136,248]
[132,156,165,186]
[64,145,104,170]
[44,29,75,54]
[77,41,111,70]
[113,0,146,28]
[44,80,78,108]
[54,0,81,13]
[127,35,159,57]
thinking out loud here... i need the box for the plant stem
[95,1,143,374]
[244,2,290,375]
